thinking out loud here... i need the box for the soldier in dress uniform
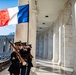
[19,42,33,75]
[19,42,28,75]
[26,44,33,75]
[8,41,21,75]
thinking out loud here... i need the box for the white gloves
[22,62,26,66]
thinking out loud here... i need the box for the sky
[0,0,18,35]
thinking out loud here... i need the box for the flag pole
[27,0,29,44]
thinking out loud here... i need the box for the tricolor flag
[0,4,29,27]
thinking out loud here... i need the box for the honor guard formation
[8,41,33,75]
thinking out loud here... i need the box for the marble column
[38,36,42,58]
[36,37,39,57]
[38,36,44,58]
[29,8,37,66]
[48,30,53,60]
[58,15,64,66]
[58,26,62,65]
[52,31,55,62]
[14,0,28,42]
[41,36,44,58]
[43,34,48,59]
[52,22,59,62]
[72,0,76,73]
[63,2,73,68]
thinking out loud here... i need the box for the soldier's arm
[30,53,33,58]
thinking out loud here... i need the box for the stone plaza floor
[31,59,73,75]
[0,59,73,75]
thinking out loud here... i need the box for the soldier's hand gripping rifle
[5,36,25,63]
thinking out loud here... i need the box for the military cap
[27,44,32,48]
[14,41,22,46]
[21,42,27,46]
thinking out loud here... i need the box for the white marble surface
[0,59,73,75]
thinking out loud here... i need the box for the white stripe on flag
[8,7,19,25]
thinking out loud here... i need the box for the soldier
[19,42,28,75]
[26,44,33,75]
[8,41,21,75]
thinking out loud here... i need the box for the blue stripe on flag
[18,4,29,23]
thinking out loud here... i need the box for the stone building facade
[0,35,14,59]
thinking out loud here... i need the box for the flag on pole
[0,4,29,27]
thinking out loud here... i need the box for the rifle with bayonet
[5,36,25,63]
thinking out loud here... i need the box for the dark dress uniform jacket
[27,48,33,67]
[8,52,20,74]
[19,49,28,68]
[19,48,33,67]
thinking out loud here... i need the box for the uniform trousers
[21,67,31,75]
[21,67,26,75]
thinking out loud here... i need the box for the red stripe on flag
[0,9,10,27]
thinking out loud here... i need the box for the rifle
[5,36,25,63]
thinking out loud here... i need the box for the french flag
[0,4,29,27]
